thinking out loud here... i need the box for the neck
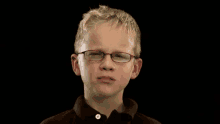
[84,90,125,119]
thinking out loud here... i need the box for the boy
[41,5,161,124]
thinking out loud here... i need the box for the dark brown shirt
[40,95,161,124]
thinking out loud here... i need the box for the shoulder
[40,109,76,124]
[134,112,162,124]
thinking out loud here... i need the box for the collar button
[95,114,101,120]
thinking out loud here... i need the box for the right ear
[71,54,80,76]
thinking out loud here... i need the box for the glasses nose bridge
[102,52,113,59]
[101,52,117,62]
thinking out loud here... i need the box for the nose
[100,54,115,71]
[103,54,112,61]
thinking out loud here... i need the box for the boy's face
[71,22,142,97]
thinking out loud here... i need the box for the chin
[95,90,121,98]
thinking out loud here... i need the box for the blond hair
[74,5,141,61]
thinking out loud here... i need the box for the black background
[1,1,218,124]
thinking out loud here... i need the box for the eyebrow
[94,48,123,53]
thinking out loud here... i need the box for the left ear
[130,58,143,79]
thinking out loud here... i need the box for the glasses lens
[86,51,103,60]
[85,51,131,62]
[113,53,130,62]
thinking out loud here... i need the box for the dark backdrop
[1,1,217,124]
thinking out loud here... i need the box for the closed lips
[97,76,115,81]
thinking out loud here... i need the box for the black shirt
[40,95,161,124]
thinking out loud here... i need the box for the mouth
[97,76,116,84]
[97,76,115,81]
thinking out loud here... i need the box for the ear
[71,54,81,76]
[130,58,143,79]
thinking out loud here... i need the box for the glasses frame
[76,50,138,63]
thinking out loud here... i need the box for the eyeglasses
[76,50,138,63]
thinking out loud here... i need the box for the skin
[71,22,143,119]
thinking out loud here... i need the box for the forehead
[83,22,135,53]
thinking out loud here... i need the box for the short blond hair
[74,5,141,60]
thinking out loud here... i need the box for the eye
[115,54,122,57]
[115,53,125,58]
[90,53,100,55]
[114,53,130,59]
[89,51,102,55]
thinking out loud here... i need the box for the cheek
[118,67,133,82]
[87,63,99,79]
[123,64,133,75]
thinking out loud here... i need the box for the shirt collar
[73,95,138,121]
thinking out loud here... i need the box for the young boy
[40,5,161,124]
